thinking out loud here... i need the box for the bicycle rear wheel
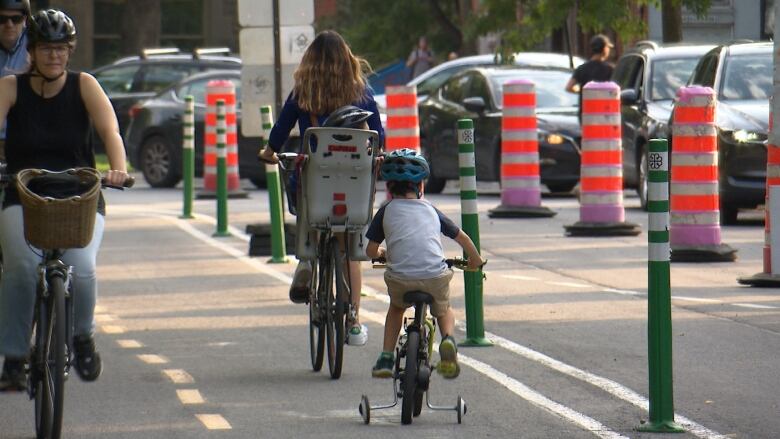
[308,260,325,371]
[327,238,347,379]
[401,330,420,425]
[34,275,66,439]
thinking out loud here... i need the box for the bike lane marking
[119,208,729,438]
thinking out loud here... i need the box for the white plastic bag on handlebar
[300,127,379,231]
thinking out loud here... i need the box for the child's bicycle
[359,257,485,425]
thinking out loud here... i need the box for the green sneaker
[371,352,394,378]
[437,336,460,379]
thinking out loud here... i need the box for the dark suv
[684,41,771,224]
[91,48,241,147]
[612,41,714,209]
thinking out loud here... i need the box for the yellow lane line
[195,414,232,430]
[116,339,143,349]
[163,369,195,384]
[137,354,168,364]
[176,389,205,404]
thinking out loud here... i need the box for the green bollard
[636,139,684,433]
[456,119,492,347]
[261,105,288,263]
[213,99,230,237]
[180,95,195,219]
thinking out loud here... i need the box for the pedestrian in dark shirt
[566,34,615,121]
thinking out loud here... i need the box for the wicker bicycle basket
[16,168,102,249]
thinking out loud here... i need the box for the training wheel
[457,396,466,424]
[359,395,370,424]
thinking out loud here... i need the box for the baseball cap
[590,34,614,52]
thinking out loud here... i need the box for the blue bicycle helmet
[380,148,430,183]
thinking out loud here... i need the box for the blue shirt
[1,30,28,77]
[268,89,384,152]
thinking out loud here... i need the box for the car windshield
[650,57,700,101]
[415,65,473,96]
[489,70,577,109]
[721,53,772,100]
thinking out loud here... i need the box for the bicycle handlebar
[371,256,487,273]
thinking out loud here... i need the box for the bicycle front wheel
[401,330,420,425]
[308,260,325,371]
[326,238,347,379]
[34,275,66,439]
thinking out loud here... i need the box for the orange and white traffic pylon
[196,80,247,199]
[564,81,640,236]
[385,85,419,153]
[669,86,735,261]
[488,79,555,218]
[739,106,780,285]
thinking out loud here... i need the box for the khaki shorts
[384,269,454,318]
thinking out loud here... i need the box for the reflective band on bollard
[213,99,230,237]
[637,138,684,433]
[457,119,491,347]
[180,95,195,219]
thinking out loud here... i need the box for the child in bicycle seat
[365,149,483,379]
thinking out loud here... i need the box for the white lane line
[137,354,169,365]
[548,281,594,288]
[143,210,726,438]
[502,274,540,281]
[602,288,642,296]
[116,339,144,349]
[672,296,720,304]
[358,309,627,439]
[475,328,729,439]
[163,369,195,384]
[177,389,205,404]
[734,303,778,309]
[195,414,232,430]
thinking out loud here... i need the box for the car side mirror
[620,89,638,105]
[462,96,486,113]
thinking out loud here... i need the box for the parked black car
[92,48,241,150]
[682,41,771,224]
[419,66,581,193]
[124,70,265,188]
[613,41,715,209]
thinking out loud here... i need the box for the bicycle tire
[321,238,337,376]
[308,260,325,371]
[48,275,66,439]
[329,238,347,379]
[32,296,52,439]
[401,330,420,425]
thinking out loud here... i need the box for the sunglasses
[0,14,24,25]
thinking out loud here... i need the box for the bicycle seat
[403,291,434,304]
[300,127,379,231]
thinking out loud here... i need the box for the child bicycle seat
[300,127,379,231]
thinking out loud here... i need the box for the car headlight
[538,132,565,145]
[722,129,767,144]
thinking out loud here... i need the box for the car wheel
[638,144,649,211]
[720,204,739,225]
[140,135,181,188]
[546,182,577,193]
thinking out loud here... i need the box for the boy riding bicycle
[365,149,484,379]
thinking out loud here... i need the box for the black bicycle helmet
[28,9,76,46]
[0,0,30,15]
[380,148,430,183]
[322,105,373,128]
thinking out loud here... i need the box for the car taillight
[128,104,143,119]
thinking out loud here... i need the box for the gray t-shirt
[407,48,434,79]
[366,199,459,279]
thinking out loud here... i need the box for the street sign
[238,0,313,27]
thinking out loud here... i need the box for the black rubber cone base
[737,272,780,287]
[245,222,296,256]
[488,204,556,218]
[195,188,249,199]
[564,221,641,237]
[670,243,737,262]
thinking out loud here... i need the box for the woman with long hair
[259,30,383,346]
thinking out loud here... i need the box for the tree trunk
[120,0,161,56]
[661,0,683,43]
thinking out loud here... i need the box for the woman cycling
[259,30,384,346]
[0,9,130,390]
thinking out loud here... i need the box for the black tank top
[4,71,103,213]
